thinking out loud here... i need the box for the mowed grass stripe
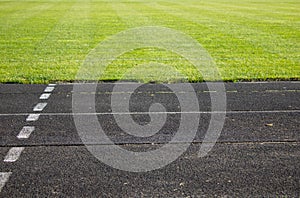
[107,2,204,82]
[116,1,284,81]
[25,1,92,83]
[0,2,76,57]
[0,2,77,83]
[157,1,298,52]
[164,0,299,65]
[2,2,83,82]
[0,1,39,18]
[32,2,125,82]
[178,0,300,38]
[112,2,153,28]
[179,1,300,40]
[148,1,298,80]
[168,1,299,57]
[190,0,300,13]
[0,3,53,29]
[147,4,270,60]
[33,2,91,59]
[0,1,127,83]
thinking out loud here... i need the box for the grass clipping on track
[0,0,299,83]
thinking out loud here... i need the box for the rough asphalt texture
[0,82,299,197]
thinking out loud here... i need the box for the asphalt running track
[0,82,299,197]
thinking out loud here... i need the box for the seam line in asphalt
[2,90,299,95]
[2,89,299,95]
[1,140,299,148]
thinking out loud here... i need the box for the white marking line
[0,172,12,193]
[0,109,299,117]
[17,126,35,139]
[203,90,217,93]
[233,81,300,84]
[48,84,56,87]
[44,86,55,93]
[33,103,47,112]
[39,93,51,100]
[64,81,300,85]
[26,114,40,121]
[4,147,25,162]
[70,109,300,115]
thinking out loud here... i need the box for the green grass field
[0,0,299,83]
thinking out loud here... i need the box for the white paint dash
[39,93,51,100]
[4,147,25,162]
[33,103,47,112]
[17,126,35,139]
[0,172,12,192]
[26,114,40,121]
[44,86,55,93]
[203,90,217,93]
[48,84,56,87]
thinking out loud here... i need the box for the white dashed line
[203,90,217,93]
[4,147,25,163]
[33,103,47,112]
[26,114,40,121]
[17,126,35,139]
[1,84,56,194]
[0,172,12,193]
[39,93,51,100]
[44,86,55,93]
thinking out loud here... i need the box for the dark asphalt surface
[0,82,299,197]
